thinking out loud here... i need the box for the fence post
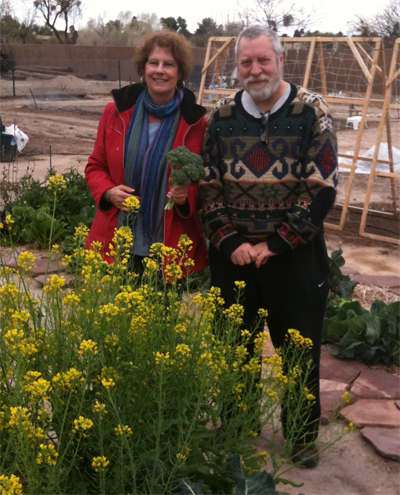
[11,59,15,97]
[118,60,121,89]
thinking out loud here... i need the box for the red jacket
[85,84,208,274]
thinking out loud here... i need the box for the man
[199,24,338,467]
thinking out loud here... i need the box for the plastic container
[0,116,17,162]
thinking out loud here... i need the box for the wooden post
[318,40,327,97]
[380,43,398,217]
[303,37,316,89]
[198,39,213,104]
[338,39,381,230]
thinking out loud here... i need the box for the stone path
[320,348,400,461]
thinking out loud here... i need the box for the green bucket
[0,132,17,162]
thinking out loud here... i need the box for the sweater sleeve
[267,94,339,254]
[199,110,248,255]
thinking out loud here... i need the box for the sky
[76,0,381,34]
[15,0,381,35]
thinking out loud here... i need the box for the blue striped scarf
[118,88,183,236]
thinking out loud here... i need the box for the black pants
[209,233,330,443]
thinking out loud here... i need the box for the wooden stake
[338,39,381,230]
[347,37,372,82]
[303,38,316,89]
[318,41,327,97]
[198,39,213,103]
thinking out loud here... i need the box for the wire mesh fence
[0,58,141,99]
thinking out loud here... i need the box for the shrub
[1,168,96,248]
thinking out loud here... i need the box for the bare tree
[33,0,82,44]
[237,0,320,34]
[349,0,400,45]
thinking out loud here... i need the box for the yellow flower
[257,308,268,319]
[0,474,23,495]
[93,400,107,417]
[43,274,65,293]
[5,215,14,225]
[342,392,350,404]
[266,389,279,402]
[234,281,246,289]
[72,416,93,434]
[74,225,90,242]
[23,378,51,404]
[37,444,58,466]
[17,251,36,272]
[52,368,84,391]
[122,195,140,212]
[101,378,115,389]
[224,303,244,324]
[78,339,98,356]
[115,424,132,436]
[154,351,170,366]
[257,451,270,463]
[48,174,66,191]
[92,456,110,472]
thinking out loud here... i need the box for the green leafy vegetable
[165,146,205,210]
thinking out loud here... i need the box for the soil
[1,86,400,494]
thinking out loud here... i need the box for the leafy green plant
[28,206,68,249]
[323,299,400,365]
[1,167,96,247]
[328,248,357,299]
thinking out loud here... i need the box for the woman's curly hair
[135,31,193,87]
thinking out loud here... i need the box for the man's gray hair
[235,24,283,62]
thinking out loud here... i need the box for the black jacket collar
[111,83,206,126]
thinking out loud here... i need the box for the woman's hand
[107,185,138,210]
[167,183,188,206]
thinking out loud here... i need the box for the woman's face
[144,46,180,105]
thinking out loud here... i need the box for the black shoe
[290,443,319,468]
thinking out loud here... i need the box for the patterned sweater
[199,84,339,256]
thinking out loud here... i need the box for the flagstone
[320,348,367,384]
[351,369,400,400]
[360,427,400,461]
[5,257,64,276]
[321,389,349,424]
[341,399,400,428]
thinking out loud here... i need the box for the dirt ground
[1,87,400,495]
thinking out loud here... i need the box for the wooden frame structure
[198,36,400,243]
[358,39,400,245]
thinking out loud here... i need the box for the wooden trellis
[358,39,400,245]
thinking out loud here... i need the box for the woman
[85,32,208,276]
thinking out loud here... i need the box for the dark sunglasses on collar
[260,111,270,144]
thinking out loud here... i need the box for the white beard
[239,65,282,102]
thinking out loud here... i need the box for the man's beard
[239,64,282,102]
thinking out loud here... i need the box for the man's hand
[253,242,276,268]
[108,185,137,210]
[231,243,257,266]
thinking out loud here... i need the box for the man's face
[237,35,283,103]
